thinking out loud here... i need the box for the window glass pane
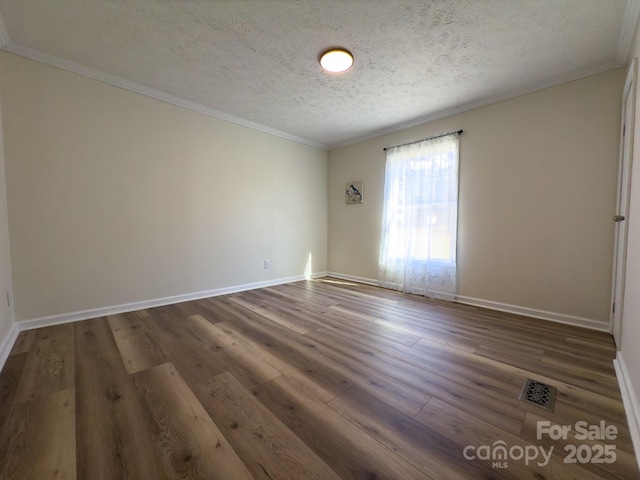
[381,135,458,265]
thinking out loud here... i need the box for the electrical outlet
[264,259,270,269]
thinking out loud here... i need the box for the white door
[611,59,637,348]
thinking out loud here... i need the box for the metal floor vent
[519,378,557,412]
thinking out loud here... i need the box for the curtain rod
[383,129,463,151]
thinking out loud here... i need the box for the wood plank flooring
[0,278,637,479]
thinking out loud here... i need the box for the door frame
[611,58,637,347]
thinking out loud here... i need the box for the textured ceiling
[0,0,636,148]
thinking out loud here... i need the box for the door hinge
[612,302,616,314]
[6,292,9,307]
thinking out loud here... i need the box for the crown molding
[329,59,624,150]
[0,43,328,151]
[619,0,640,64]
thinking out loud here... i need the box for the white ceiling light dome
[320,48,354,73]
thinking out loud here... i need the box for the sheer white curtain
[378,134,459,301]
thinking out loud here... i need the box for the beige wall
[0,52,328,321]
[329,68,625,325]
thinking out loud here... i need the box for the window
[378,133,459,300]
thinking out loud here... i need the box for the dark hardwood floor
[0,277,637,479]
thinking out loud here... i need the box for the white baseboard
[326,271,379,286]
[0,322,19,372]
[327,272,609,332]
[15,272,328,332]
[455,295,609,332]
[614,351,640,471]
[13,270,610,333]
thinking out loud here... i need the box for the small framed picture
[345,181,363,204]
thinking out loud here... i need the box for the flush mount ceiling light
[320,48,354,73]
